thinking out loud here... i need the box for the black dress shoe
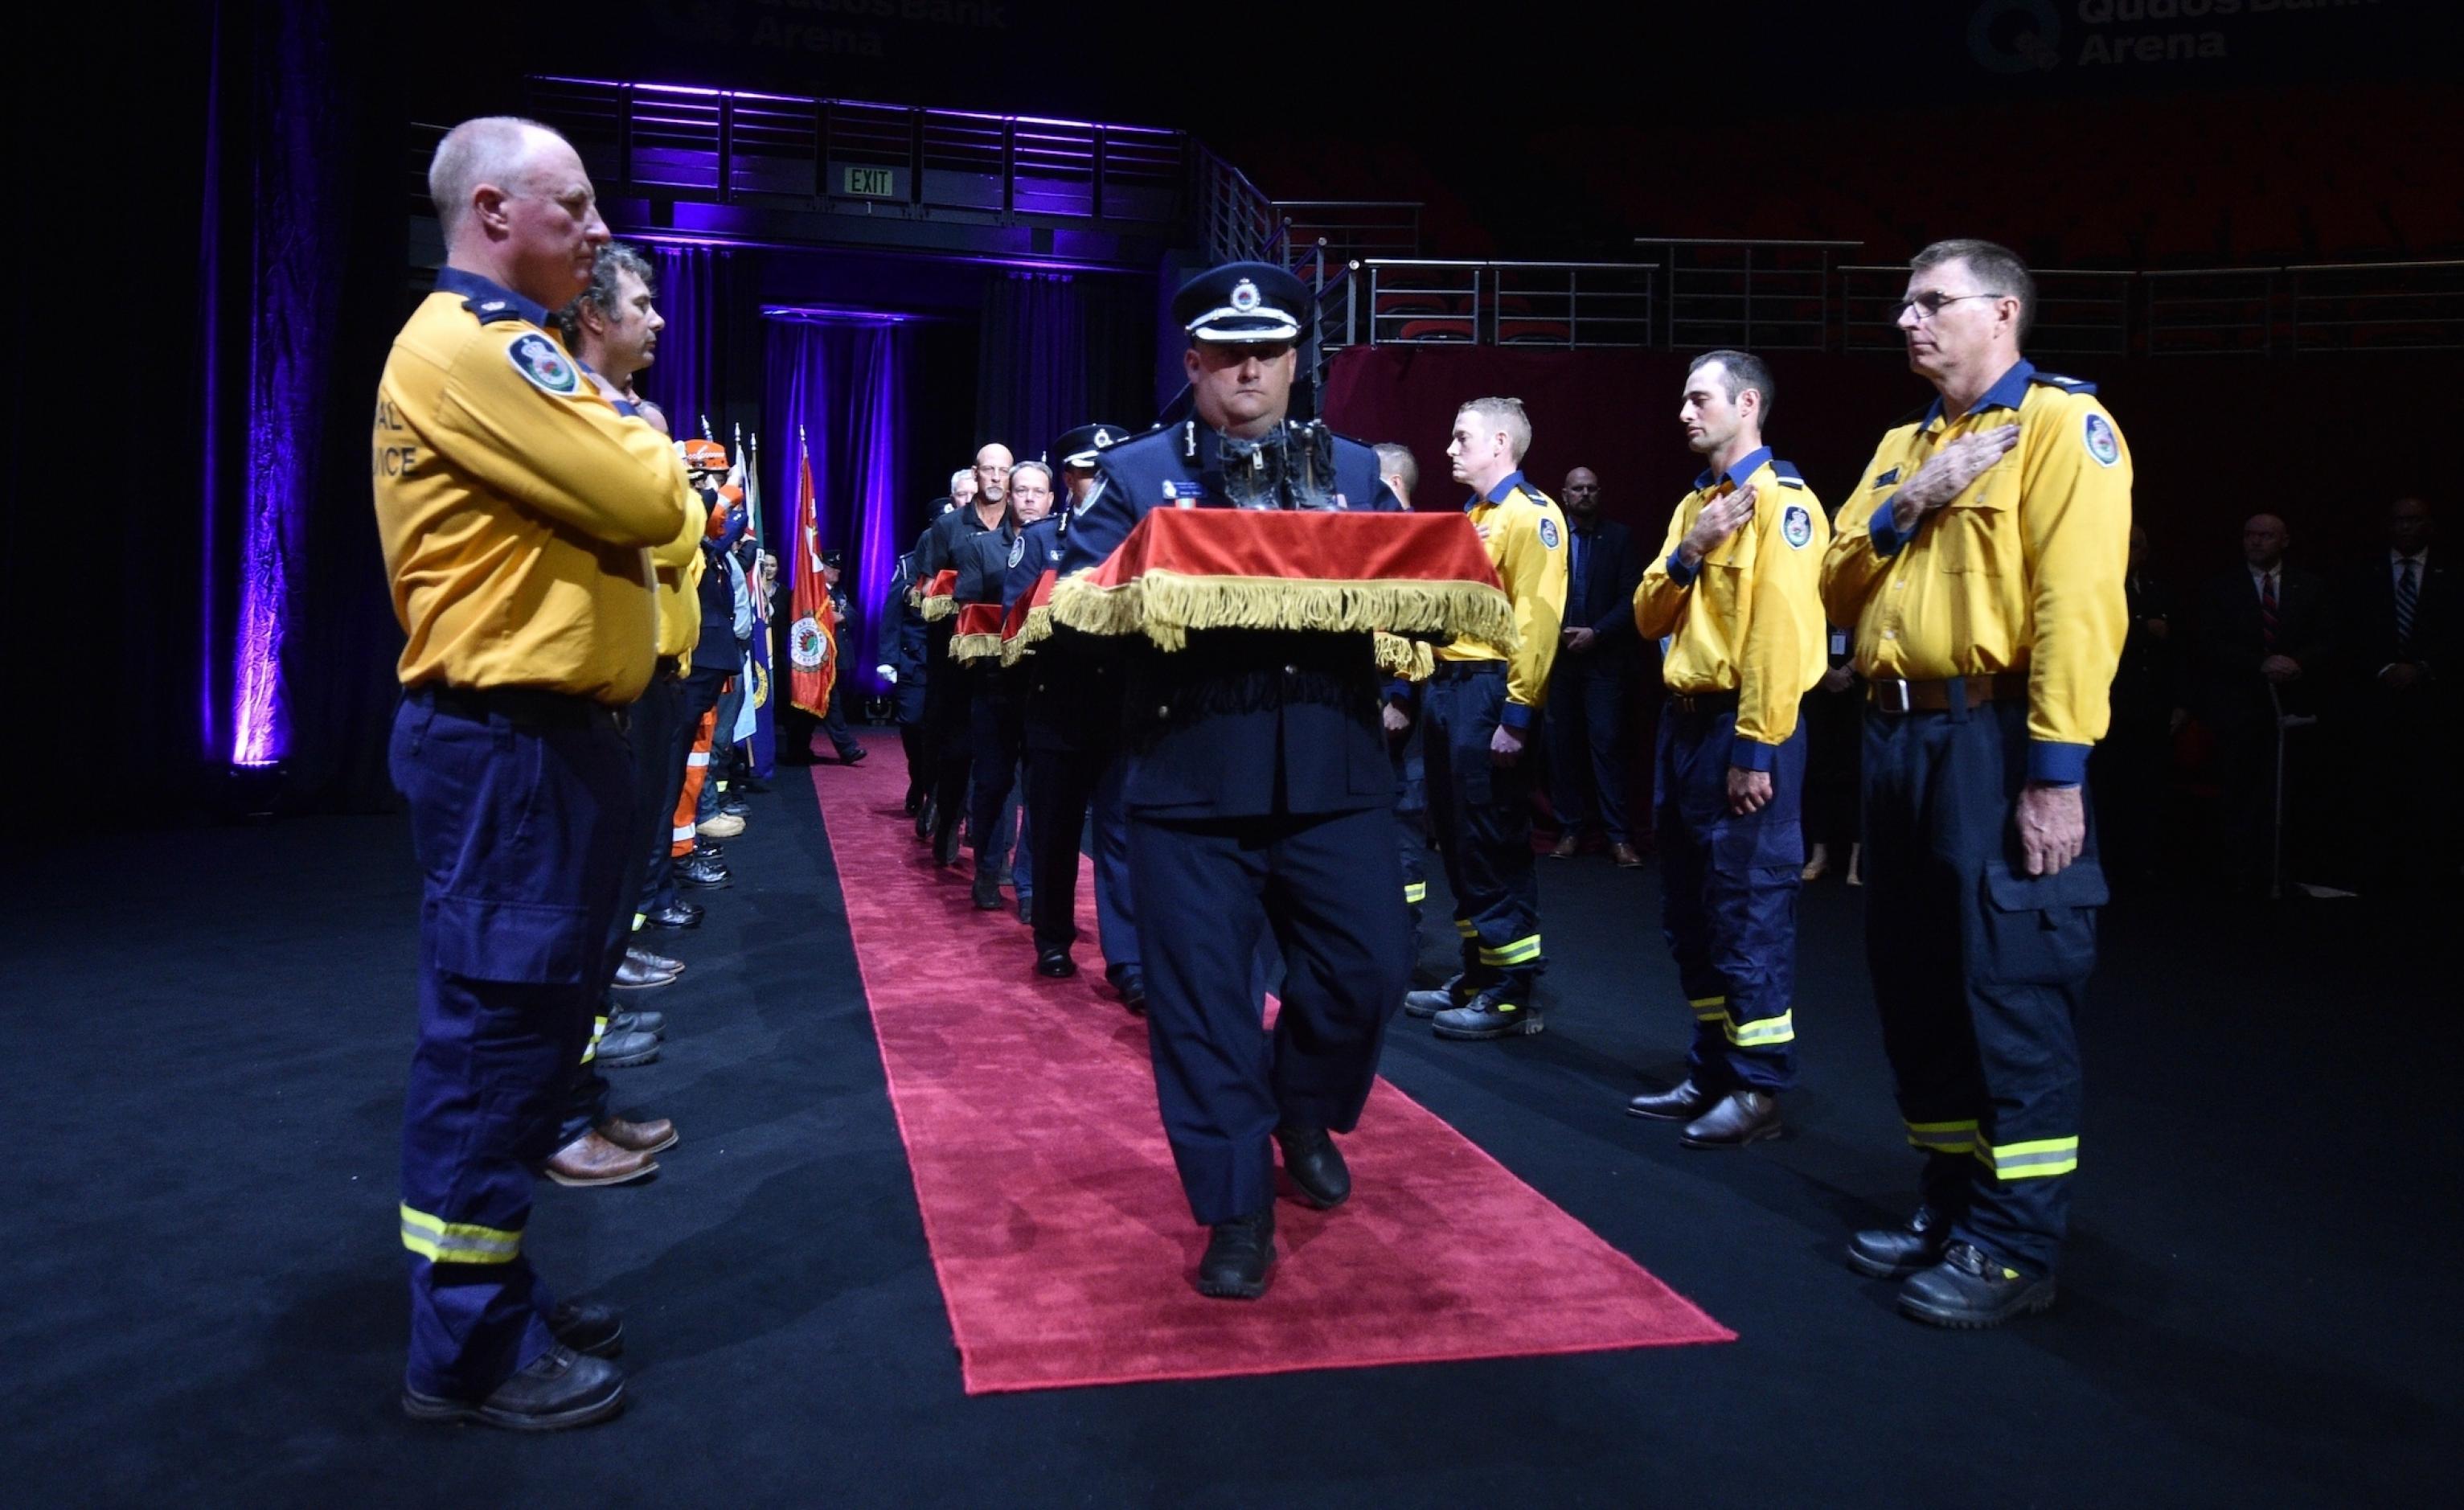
[1015,890,1034,925]
[1274,1125,1351,1209]
[1679,1089,1782,1148]
[401,1344,626,1430]
[1108,968,1146,1015]
[644,903,701,930]
[1847,1206,1949,1280]
[915,798,935,841]
[1035,946,1076,978]
[1898,1241,2057,1328]
[691,839,725,860]
[1195,1207,1275,1299]
[625,946,683,975]
[605,1007,665,1037]
[841,746,868,765]
[611,957,677,990]
[547,1300,623,1359]
[1626,1077,1715,1121]
[972,872,1004,910]
[678,855,732,889]
[933,815,963,868]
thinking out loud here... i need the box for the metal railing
[1638,239,1859,352]
[1273,201,1422,268]
[1195,148,1288,266]
[1318,260,1658,351]
[415,78,1195,232]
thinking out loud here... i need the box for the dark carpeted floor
[10,729,2458,1508]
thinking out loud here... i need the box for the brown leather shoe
[1611,842,1645,868]
[1548,833,1580,860]
[543,1130,658,1188]
[597,1116,679,1156]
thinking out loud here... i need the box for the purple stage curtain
[975,271,1087,464]
[638,244,724,441]
[765,316,915,718]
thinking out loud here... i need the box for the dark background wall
[18,0,2455,832]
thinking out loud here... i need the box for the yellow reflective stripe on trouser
[1689,994,1728,1022]
[1906,1119,1978,1155]
[1403,881,1428,904]
[1975,1135,2079,1180]
[580,1013,607,1066]
[1478,934,1542,967]
[1453,918,1478,938]
[400,1204,522,1264]
[1722,1009,1794,1048]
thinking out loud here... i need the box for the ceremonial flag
[787,428,838,717]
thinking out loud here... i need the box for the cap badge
[1229,279,1261,314]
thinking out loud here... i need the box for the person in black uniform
[1016,423,1142,1000]
[1059,262,1409,1300]
[1546,466,1647,867]
[884,548,932,811]
[912,444,1014,864]
[809,550,868,765]
[957,466,1037,910]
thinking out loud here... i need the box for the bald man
[379,116,691,1428]
[1546,465,1646,864]
[2192,512,2333,888]
[913,443,1015,864]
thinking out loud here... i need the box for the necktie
[2260,572,2278,652]
[2395,558,2419,654]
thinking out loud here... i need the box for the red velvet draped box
[1047,510,1515,654]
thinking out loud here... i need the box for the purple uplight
[229,390,297,766]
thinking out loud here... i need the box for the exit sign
[843,166,898,198]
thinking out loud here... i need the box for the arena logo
[1970,0,2381,72]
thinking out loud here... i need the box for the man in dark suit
[1546,466,1648,867]
[2339,496,2454,891]
[2192,513,2333,888]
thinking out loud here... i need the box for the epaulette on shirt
[461,297,533,326]
[2027,371,2099,395]
[1771,460,1809,490]
[1515,483,1555,508]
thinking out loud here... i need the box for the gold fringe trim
[1373,632,1436,681]
[949,631,1004,663]
[999,604,1056,667]
[1051,572,1518,656]
[920,596,957,623]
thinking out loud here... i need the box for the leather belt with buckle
[1867,671,2030,715]
[1664,688,1742,716]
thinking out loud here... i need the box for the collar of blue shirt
[1922,358,2038,429]
[1466,469,1528,511]
[1692,445,1772,494]
[435,266,553,331]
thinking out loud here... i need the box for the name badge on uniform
[1873,466,1900,489]
[1162,480,1206,507]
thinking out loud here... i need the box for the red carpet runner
[811,743,1732,1393]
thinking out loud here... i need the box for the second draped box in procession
[1044,510,1517,655]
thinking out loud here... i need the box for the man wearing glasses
[1819,240,2131,1328]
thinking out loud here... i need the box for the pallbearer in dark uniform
[1821,240,2130,1327]
[1625,351,1828,1147]
[912,443,1015,864]
[884,548,931,811]
[1053,263,1414,1299]
[375,117,694,1428]
[1011,422,1142,1001]
[954,465,1043,911]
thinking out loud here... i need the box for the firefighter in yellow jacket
[1403,397,1568,1040]
[1624,351,1829,1147]
[376,117,695,1430]
[1820,240,2130,1329]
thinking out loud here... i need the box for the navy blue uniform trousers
[967,669,1028,881]
[1419,663,1546,1003]
[1654,702,1805,1091]
[1131,803,1409,1225]
[1862,692,2102,1277]
[1026,747,1138,977]
[390,690,630,1399]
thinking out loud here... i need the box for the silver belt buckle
[1877,679,1913,714]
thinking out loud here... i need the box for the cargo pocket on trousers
[1978,859,2107,987]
